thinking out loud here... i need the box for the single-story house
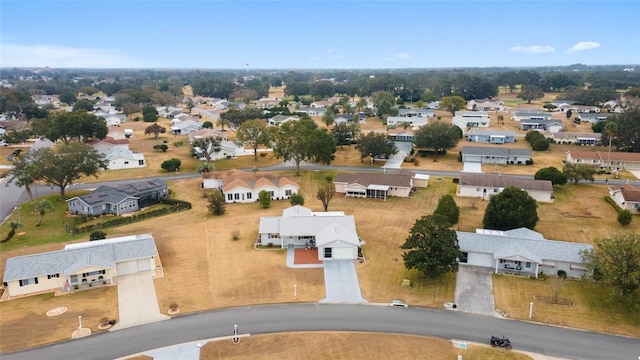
[2,234,158,299]
[577,113,608,123]
[550,132,601,146]
[101,114,127,127]
[386,116,428,128]
[192,140,241,161]
[510,112,552,122]
[257,205,360,261]
[88,136,130,153]
[466,130,516,144]
[334,170,426,199]
[66,178,168,216]
[457,173,553,202]
[201,170,300,204]
[452,111,490,131]
[334,114,360,125]
[608,185,640,214]
[107,127,127,140]
[461,146,532,164]
[255,97,279,108]
[519,119,565,133]
[566,151,640,171]
[157,106,184,118]
[457,228,593,279]
[103,148,146,170]
[268,114,299,126]
[467,99,504,112]
[296,108,326,117]
[397,108,436,118]
[171,120,203,135]
[188,128,228,143]
[387,128,415,142]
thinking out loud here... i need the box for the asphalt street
[2,304,638,360]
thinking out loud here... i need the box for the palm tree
[33,199,53,226]
[197,162,215,174]
[356,98,368,113]
[604,122,618,171]
[217,118,230,132]
[2,222,22,243]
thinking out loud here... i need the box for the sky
[1,1,639,69]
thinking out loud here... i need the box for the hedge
[63,198,192,235]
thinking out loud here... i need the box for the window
[47,274,60,279]
[246,192,252,200]
[324,247,332,259]
[138,160,144,166]
[269,233,279,239]
[269,191,275,198]
[525,262,531,269]
[234,193,240,200]
[285,189,292,196]
[460,252,468,263]
[124,161,129,165]
[19,278,38,286]
[227,194,233,201]
[82,270,106,278]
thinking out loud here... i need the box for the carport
[320,260,367,303]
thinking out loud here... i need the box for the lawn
[198,332,532,360]
[493,275,640,337]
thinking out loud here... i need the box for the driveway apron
[455,265,499,317]
[320,260,367,303]
[111,271,169,330]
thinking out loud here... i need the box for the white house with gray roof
[2,234,158,299]
[397,108,436,118]
[466,130,516,144]
[457,173,553,202]
[386,116,429,129]
[577,113,608,123]
[457,228,592,279]
[461,146,531,164]
[171,120,203,135]
[452,111,490,132]
[257,205,360,261]
[268,114,299,126]
[511,112,552,122]
[519,119,565,133]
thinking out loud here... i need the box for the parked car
[390,299,408,307]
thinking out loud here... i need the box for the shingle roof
[467,130,515,137]
[459,173,552,191]
[3,234,158,282]
[334,172,412,188]
[67,179,167,206]
[461,146,531,157]
[610,185,640,202]
[457,229,592,264]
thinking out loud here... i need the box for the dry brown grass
[0,286,118,353]
[493,275,640,337]
[198,332,533,360]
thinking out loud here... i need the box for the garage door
[332,247,355,259]
[137,258,151,271]
[116,259,149,275]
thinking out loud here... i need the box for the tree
[197,162,215,173]
[142,105,158,122]
[517,85,545,104]
[2,222,22,243]
[607,107,640,152]
[355,98,368,113]
[145,123,166,140]
[185,98,195,113]
[217,118,230,131]
[32,111,108,144]
[192,136,221,161]
[534,167,568,186]
[400,214,460,278]
[433,195,460,225]
[322,109,335,127]
[202,121,213,129]
[604,121,618,170]
[5,157,37,204]
[207,190,226,215]
[563,164,596,185]
[439,96,466,115]
[316,184,334,212]
[161,158,181,172]
[331,123,352,148]
[289,193,304,206]
[617,210,633,227]
[89,230,107,241]
[581,233,640,298]
[354,132,397,162]
[258,190,271,208]
[33,199,53,226]
[236,119,270,161]
[153,144,168,152]
[497,114,504,124]
[483,186,539,230]
[59,87,77,105]
[414,121,461,159]
[27,142,108,200]
[73,99,95,112]
[566,109,573,119]
[271,119,336,176]
[371,91,396,118]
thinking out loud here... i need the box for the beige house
[334,170,428,199]
[457,173,553,202]
[2,234,158,299]
[566,151,640,171]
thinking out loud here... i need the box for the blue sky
[1,1,639,69]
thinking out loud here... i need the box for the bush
[532,138,550,151]
[161,158,181,171]
[258,190,271,208]
[173,141,184,147]
[153,144,168,152]
[617,209,633,227]
[557,270,567,279]
[452,178,459,183]
[260,152,267,157]
[525,159,534,165]
[289,193,304,206]
[89,230,107,241]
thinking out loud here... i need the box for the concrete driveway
[455,265,499,317]
[320,260,367,303]
[111,271,169,330]
[462,162,483,173]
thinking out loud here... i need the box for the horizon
[2,1,639,69]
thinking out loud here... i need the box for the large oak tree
[271,118,336,176]
[482,186,539,230]
[235,119,270,161]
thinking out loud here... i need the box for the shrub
[89,230,107,241]
[153,144,168,152]
[532,138,550,151]
[617,209,633,227]
[260,152,267,157]
[557,270,567,279]
[525,159,534,165]
[161,158,181,171]
[173,141,184,147]
[452,178,460,183]
[289,193,304,206]
[258,190,271,208]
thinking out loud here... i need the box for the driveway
[111,271,169,330]
[455,265,498,317]
[462,161,483,173]
[320,260,367,303]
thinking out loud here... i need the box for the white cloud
[566,41,600,53]
[510,45,555,54]
[332,55,344,59]
[396,53,411,59]
[0,43,159,68]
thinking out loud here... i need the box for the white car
[390,299,408,307]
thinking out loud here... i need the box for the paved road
[2,304,638,360]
